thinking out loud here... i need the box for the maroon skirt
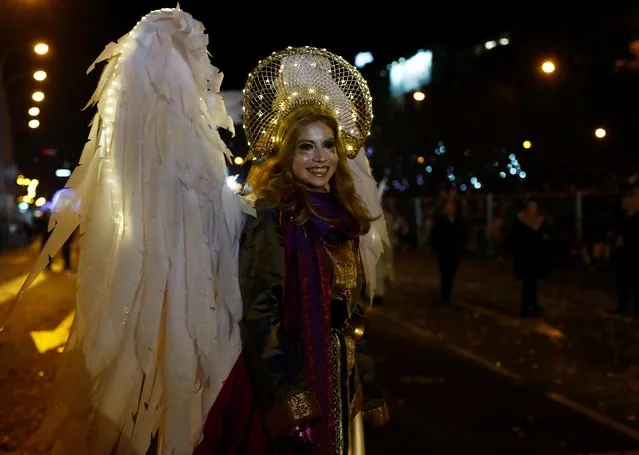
[194,353,275,454]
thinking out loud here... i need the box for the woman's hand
[289,421,314,443]
[275,421,315,453]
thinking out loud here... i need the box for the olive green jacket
[238,206,387,436]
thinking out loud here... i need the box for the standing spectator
[429,199,467,305]
[511,200,549,318]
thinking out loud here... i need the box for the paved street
[383,251,639,436]
[1,244,639,454]
[367,311,639,455]
[0,244,76,452]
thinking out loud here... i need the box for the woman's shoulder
[240,201,287,255]
[241,197,281,232]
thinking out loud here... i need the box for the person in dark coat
[511,200,549,318]
[36,208,73,272]
[429,199,467,305]
[36,208,54,271]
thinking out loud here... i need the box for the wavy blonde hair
[246,105,373,233]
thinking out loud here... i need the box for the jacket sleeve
[238,207,321,436]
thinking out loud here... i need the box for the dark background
[2,0,638,198]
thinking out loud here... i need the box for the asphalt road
[1,245,639,454]
[366,308,639,455]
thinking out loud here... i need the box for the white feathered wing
[347,150,391,301]
[16,8,251,455]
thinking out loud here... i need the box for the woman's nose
[312,148,328,161]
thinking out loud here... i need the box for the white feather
[13,8,248,455]
[347,150,391,302]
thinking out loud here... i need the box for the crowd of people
[383,183,639,319]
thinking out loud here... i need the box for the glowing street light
[541,60,556,74]
[484,40,497,50]
[28,107,40,116]
[33,70,47,81]
[34,43,49,55]
[354,52,374,69]
[28,119,40,129]
[32,91,44,102]
[413,91,426,102]
[417,156,425,164]
[594,127,607,139]
[523,140,532,149]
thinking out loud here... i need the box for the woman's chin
[305,184,330,193]
[301,178,331,192]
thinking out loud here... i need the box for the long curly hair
[245,105,373,233]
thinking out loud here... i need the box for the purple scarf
[281,191,359,454]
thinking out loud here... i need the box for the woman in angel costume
[11,7,390,455]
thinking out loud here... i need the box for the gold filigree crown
[242,46,373,159]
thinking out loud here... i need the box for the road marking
[547,392,639,443]
[379,309,522,381]
[391,278,567,342]
[0,272,48,305]
[30,311,75,354]
[456,300,566,343]
[375,308,639,444]
[446,344,520,381]
[374,309,437,340]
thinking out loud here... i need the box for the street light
[541,60,556,74]
[484,40,497,50]
[523,140,532,149]
[32,91,44,102]
[34,43,49,55]
[28,119,39,129]
[594,127,606,139]
[33,70,47,81]
[1,42,51,250]
[413,91,426,101]
[28,107,39,116]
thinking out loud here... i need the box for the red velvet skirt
[193,353,275,454]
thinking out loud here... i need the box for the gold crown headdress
[243,46,373,159]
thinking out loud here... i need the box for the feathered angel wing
[14,8,252,455]
[348,150,391,301]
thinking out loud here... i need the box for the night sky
[1,0,638,196]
